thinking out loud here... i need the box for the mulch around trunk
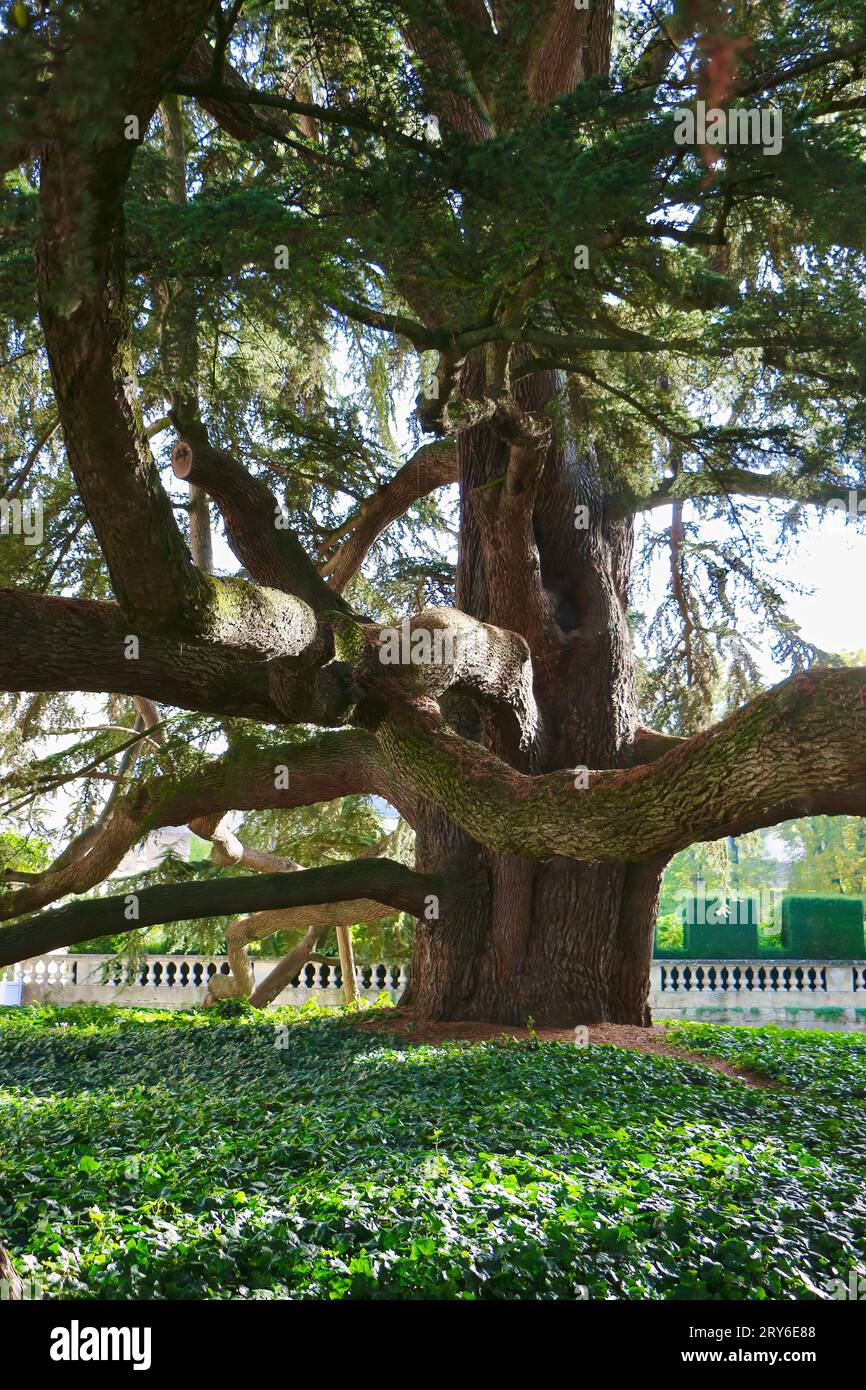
[353,1009,777,1089]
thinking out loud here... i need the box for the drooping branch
[634,467,855,515]
[0,860,444,967]
[318,441,457,592]
[22,699,165,883]
[371,668,866,861]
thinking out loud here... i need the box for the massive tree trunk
[408,357,665,1025]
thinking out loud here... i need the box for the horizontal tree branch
[0,588,348,724]
[326,292,448,351]
[0,860,443,967]
[372,669,866,861]
[169,77,432,154]
[634,468,853,515]
[0,731,415,923]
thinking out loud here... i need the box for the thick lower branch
[372,669,866,861]
[0,731,414,922]
[209,895,393,1006]
[198,823,402,1003]
[0,589,349,724]
[0,860,441,967]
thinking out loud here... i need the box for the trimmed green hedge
[656,894,866,959]
[681,896,758,958]
[781,896,865,958]
[682,921,759,957]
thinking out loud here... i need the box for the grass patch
[0,1006,864,1300]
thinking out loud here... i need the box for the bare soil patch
[354,1009,777,1089]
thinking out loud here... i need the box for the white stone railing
[651,959,866,1030]
[1,954,410,1010]
[3,955,866,1029]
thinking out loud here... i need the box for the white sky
[637,501,866,683]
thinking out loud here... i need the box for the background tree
[2,0,866,1023]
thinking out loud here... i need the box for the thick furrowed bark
[404,342,863,1024]
[377,667,866,862]
[409,822,660,1026]
[0,590,272,718]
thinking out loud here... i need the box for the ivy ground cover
[0,1006,864,1300]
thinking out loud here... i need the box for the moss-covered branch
[373,669,866,861]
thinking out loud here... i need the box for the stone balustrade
[651,959,866,1030]
[2,954,410,1010]
[2,955,866,1029]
